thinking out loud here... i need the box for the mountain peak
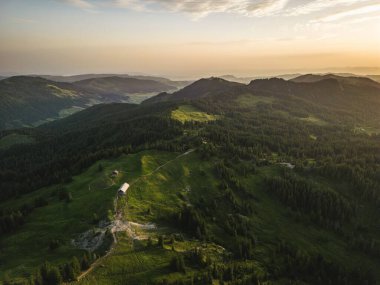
[143,77,243,104]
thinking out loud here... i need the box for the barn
[118,183,129,195]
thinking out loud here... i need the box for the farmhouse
[118,183,129,195]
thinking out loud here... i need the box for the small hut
[118,183,129,195]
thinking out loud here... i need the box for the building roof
[118,182,129,193]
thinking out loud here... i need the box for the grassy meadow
[171,105,219,123]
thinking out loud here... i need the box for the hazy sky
[0,0,379,78]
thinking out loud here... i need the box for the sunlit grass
[171,105,219,123]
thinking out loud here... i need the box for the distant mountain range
[145,74,380,104]
[144,74,380,126]
[30,73,190,88]
[219,73,302,83]
[1,72,379,131]
[291,74,380,87]
[0,75,184,130]
[219,73,380,84]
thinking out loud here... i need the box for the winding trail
[75,149,195,282]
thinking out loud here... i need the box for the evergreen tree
[81,254,90,270]
[158,235,164,248]
[71,256,81,276]
[46,266,62,285]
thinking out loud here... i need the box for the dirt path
[75,149,195,282]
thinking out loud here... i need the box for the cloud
[113,0,290,18]
[64,0,95,9]
[311,4,380,23]
[62,0,380,23]
[286,0,374,16]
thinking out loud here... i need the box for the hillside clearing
[171,105,218,123]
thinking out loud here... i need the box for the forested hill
[73,76,176,95]
[0,76,89,130]
[143,77,244,104]
[145,75,380,103]
[0,75,181,130]
[145,75,380,123]
[291,73,380,87]
[1,74,380,284]
[36,73,190,88]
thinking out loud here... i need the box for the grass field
[77,150,224,284]
[0,150,179,281]
[76,235,225,285]
[171,105,219,123]
[0,133,35,150]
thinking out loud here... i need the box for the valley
[0,75,187,130]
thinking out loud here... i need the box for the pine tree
[158,235,164,248]
[46,266,62,285]
[40,261,51,284]
[71,256,81,276]
[63,262,75,281]
[81,254,90,270]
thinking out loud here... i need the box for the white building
[118,183,129,195]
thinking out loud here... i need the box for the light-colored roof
[118,182,129,193]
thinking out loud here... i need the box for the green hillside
[171,105,219,123]
[0,150,176,282]
[0,76,85,130]
[1,75,380,284]
[0,76,181,130]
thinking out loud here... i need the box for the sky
[0,0,379,78]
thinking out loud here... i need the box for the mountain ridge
[0,75,183,130]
